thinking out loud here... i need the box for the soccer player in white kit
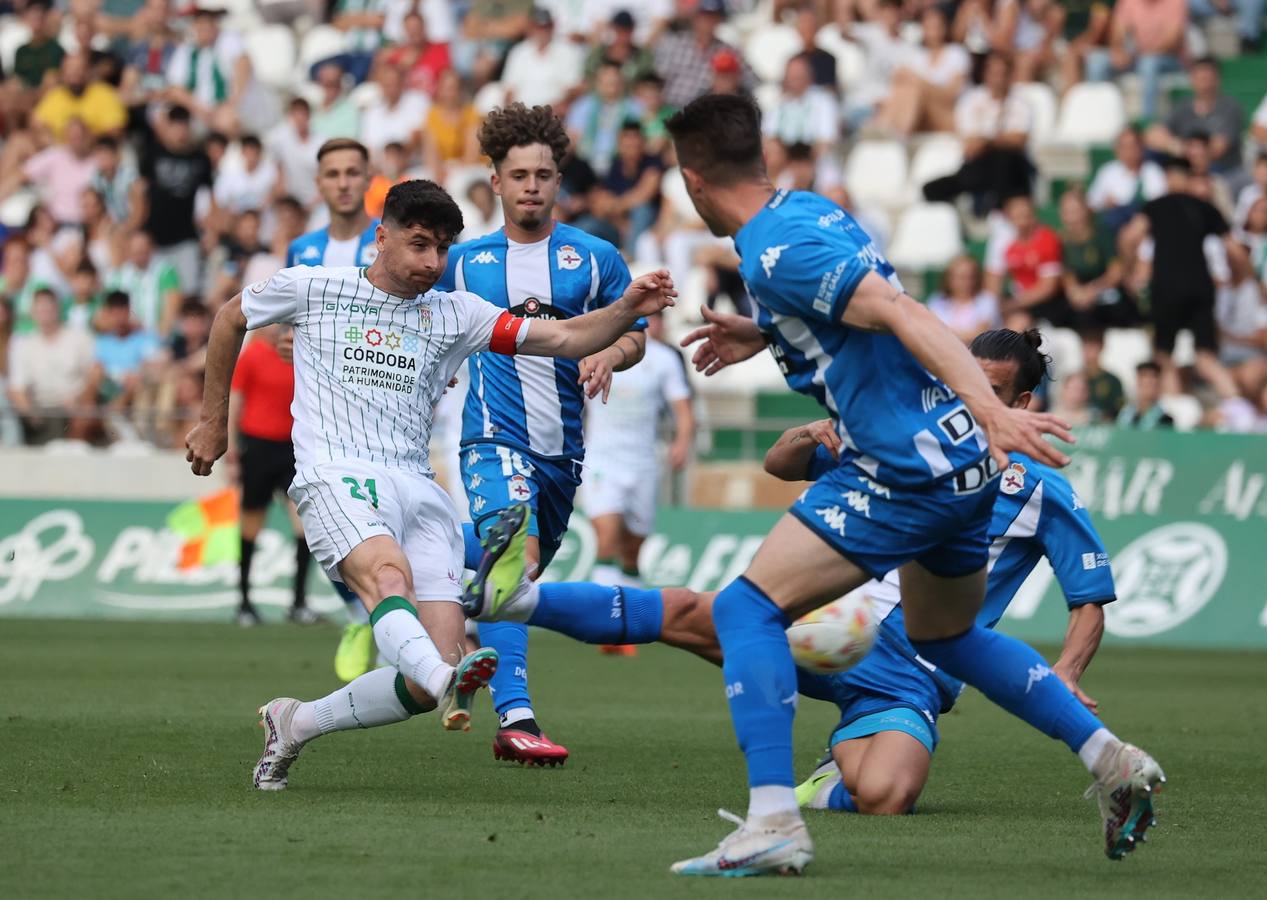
[583,313,695,590]
[184,180,675,790]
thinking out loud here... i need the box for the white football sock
[292,667,412,742]
[372,607,453,700]
[748,785,799,819]
[591,563,621,587]
[499,706,536,728]
[1078,727,1118,773]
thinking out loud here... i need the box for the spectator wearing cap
[592,120,665,255]
[453,0,533,86]
[132,104,216,294]
[708,47,746,96]
[1087,127,1167,233]
[875,6,968,137]
[653,0,754,109]
[377,9,452,97]
[1085,0,1186,121]
[267,99,324,209]
[763,55,840,184]
[923,53,1034,216]
[360,63,430,163]
[7,289,97,445]
[791,2,837,91]
[164,5,254,135]
[33,52,128,141]
[308,64,361,142]
[422,69,482,182]
[501,7,585,109]
[585,10,656,86]
[566,58,643,177]
[10,1,65,91]
[1148,58,1246,175]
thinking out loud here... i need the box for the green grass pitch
[1,620,1264,899]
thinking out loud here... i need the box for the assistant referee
[227,323,316,626]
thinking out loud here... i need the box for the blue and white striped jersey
[286,221,381,269]
[806,447,1116,711]
[436,223,633,460]
[735,189,989,488]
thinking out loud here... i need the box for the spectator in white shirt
[266,99,324,209]
[876,6,970,136]
[844,0,915,127]
[763,55,840,185]
[923,54,1034,215]
[359,63,430,163]
[501,7,584,109]
[1233,153,1267,232]
[1086,127,1167,232]
[163,7,253,135]
[1252,92,1267,149]
[213,135,278,215]
[7,289,97,444]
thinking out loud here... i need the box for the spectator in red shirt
[227,325,316,627]
[378,10,452,97]
[996,193,1067,330]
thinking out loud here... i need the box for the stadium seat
[0,190,37,229]
[1041,327,1083,383]
[1160,394,1203,431]
[843,140,908,210]
[905,134,964,203]
[1054,83,1126,147]
[245,25,297,90]
[754,82,782,119]
[297,24,346,75]
[814,26,865,93]
[1012,82,1058,147]
[473,81,506,117]
[743,24,803,84]
[887,203,963,270]
[0,20,31,74]
[444,164,490,201]
[348,80,382,110]
[1101,328,1152,400]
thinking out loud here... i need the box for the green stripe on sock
[394,673,429,716]
[369,595,415,626]
[620,566,639,578]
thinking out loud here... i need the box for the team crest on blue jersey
[1001,463,1026,495]
[508,474,532,501]
[556,245,582,270]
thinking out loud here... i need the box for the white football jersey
[241,265,526,475]
[584,339,691,466]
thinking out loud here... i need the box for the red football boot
[492,728,570,767]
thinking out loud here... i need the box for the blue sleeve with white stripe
[1036,471,1116,607]
[740,223,876,326]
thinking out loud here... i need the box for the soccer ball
[785,593,878,674]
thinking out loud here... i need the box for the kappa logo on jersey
[1001,463,1026,495]
[557,244,582,270]
[470,250,500,265]
[300,245,320,261]
[507,474,532,502]
[816,504,848,536]
[760,244,789,278]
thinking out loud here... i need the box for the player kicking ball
[184,179,674,790]
[466,328,1160,859]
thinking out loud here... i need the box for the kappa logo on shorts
[843,490,871,518]
[472,495,487,514]
[815,505,847,536]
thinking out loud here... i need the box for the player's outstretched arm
[1053,603,1105,712]
[186,294,248,476]
[679,305,766,376]
[763,419,841,481]
[519,270,676,360]
[578,330,646,402]
[842,271,1074,470]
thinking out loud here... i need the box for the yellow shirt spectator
[34,83,128,139]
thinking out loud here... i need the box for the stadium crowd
[1,0,1267,451]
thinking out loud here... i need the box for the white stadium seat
[743,24,803,84]
[1055,83,1126,146]
[348,80,382,110]
[1012,81,1058,146]
[843,140,908,210]
[1101,328,1153,400]
[886,203,963,270]
[814,26,865,93]
[297,24,347,74]
[1042,328,1084,383]
[905,134,963,203]
[1160,394,1203,431]
[473,81,506,117]
[0,20,31,74]
[245,25,297,90]
[753,82,782,119]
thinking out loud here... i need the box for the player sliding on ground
[469,330,1150,853]
[183,179,675,790]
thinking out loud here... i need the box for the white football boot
[1085,741,1165,860]
[671,809,814,877]
[253,698,307,791]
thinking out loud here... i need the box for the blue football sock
[461,522,482,571]
[911,626,1102,753]
[711,577,796,788]
[528,583,663,644]
[827,781,858,813]
[478,621,531,719]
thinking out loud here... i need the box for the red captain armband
[489,310,526,356]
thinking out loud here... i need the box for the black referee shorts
[239,434,296,511]
[1151,290,1218,355]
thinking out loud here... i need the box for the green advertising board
[1,429,1264,646]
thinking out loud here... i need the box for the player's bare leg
[899,561,1165,859]
[799,733,930,815]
